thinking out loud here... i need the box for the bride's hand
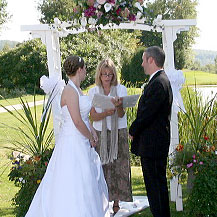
[90,138,97,148]
[89,124,98,143]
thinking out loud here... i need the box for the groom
[129,46,173,217]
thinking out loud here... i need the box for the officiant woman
[88,58,132,214]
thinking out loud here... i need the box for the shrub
[186,154,217,217]
[0,39,48,94]
[8,148,53,217]
[121,47,149,87]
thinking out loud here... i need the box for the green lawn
[0,95,45,107]
[183,69,217,85]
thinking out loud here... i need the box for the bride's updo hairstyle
[63,55,84,76]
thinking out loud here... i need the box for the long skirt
[96,128,133,202]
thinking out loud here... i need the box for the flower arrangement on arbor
[72,0,155,28]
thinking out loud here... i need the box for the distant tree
[0,39,48,93]
[189,60,201,71]
[121,47,149,87]
[2,42,10,52]
[37,0,75,23]
[0,0,11,32]
[214,56,217,74]
[202,64,215,73]
[140,0,198,69]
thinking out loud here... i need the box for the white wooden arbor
[21,16,196,211]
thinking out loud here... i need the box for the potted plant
[169,87,217,191]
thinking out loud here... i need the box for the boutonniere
[141,82,148,90]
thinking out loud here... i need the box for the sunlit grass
[183,69,217,85]
[0,95,45,107]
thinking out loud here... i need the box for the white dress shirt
[88,84,128,131]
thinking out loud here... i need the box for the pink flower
[97,0,106,4]
[199,161,204,165]
[192,154,196,159]
[187,163,193,168]
[137,0,144,4]
[97,11,103,18]
[193,159,197,163]
[121,7,130,18]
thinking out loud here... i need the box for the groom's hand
[129,134,133,140]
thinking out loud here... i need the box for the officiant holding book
[88,58,133,215]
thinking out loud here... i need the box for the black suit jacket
[129,70,173,159]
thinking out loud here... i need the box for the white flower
[88,17,97,25]
[104,3,112,12]
[134,2,143,12]
[136,12,142,19]
[19,177,23,182]
[80,17,87,27]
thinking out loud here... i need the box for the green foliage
[0,0,10,30]
[8,149,53,217]
[186,154,217,217]
[0,91,54,216]
[37,0,75,23]
[125,86,142,166]
[0,39,48,94]
[121,47,149,87]
[170,87,217,182]
[60,30,140,89]
[140,0,198,69]
[0,88,27,99]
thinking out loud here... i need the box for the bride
[25,55,110,217]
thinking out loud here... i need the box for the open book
[92,93,140,109]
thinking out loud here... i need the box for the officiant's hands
[111,97,125,118]
[111,97,123,108]
[105,108,116,116]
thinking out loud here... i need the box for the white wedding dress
[25,80,110,217]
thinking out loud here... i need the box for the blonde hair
[95,58,118,87]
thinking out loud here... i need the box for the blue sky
[0,0,217,51]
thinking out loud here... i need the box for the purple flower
[199,161,204,165]
[129,14,136,21]
[187,163,193,168]
[84,6,96,17]
[193,159,197,163]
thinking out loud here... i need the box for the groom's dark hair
[145,46,165,68]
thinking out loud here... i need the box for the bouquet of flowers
[72,0,154,28]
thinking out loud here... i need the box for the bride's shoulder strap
[67,80,80,96]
